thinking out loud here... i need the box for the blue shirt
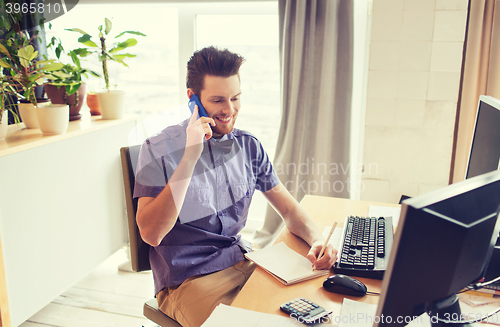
[133,119,280,294]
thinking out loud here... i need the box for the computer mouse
[323,274,367,297]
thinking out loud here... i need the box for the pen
[314,221,338,270]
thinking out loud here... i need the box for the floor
[20,247,157,327]
[21,231,255,327]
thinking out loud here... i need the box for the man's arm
[136,107,215,247]
[136,156,197,247]
[262,183,337,270]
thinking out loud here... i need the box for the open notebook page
[244,242,328,285]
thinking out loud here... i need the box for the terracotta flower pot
[44,83,86,121]
[86,93,101,116]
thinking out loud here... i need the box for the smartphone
[188,94,208,118]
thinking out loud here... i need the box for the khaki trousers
[156,259,256,327]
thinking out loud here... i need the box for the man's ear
[187,88,195,99]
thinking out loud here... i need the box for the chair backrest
[122,146,183,327]
[120,145,152,272]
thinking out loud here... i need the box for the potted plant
[66,18,145,119]
[0,70,19,141]
[44,34,100,121]
[0,29,65,130]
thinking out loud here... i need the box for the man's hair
[186,46,245,95]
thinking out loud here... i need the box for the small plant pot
[36,104,69,135]
[0,110,8,141]
[45,83,86,121]
[87,93,101,115]
[18,102,39,129]
[97,90,126,119]
[18,99,51,129]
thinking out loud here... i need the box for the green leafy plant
[66,18,146,91]
[46,31,100,96]
[0,29,63,107]
[0,69,19,124]
[0,0,22,32]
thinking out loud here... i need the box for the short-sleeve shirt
[133,119,280,295]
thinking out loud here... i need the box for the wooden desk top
[0,113,136,157]
[232,195,400,320]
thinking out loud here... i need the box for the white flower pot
[0,110,8,141]
[97,90,126,119]
[36,104,69,135]
[18,102,39,128]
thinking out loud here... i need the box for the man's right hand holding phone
[185,106,216,161]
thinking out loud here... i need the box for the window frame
[176,2,278,104]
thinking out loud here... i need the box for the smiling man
[191,75,241,136]
[133,46,337,327]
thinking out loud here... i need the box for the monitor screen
[374,170,500,327]
[466,95,500,179]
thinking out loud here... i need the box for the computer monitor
[374,170,500,327]
[464,95,500,285]
[465,95,500,179]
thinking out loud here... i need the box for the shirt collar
[209,130,235,143]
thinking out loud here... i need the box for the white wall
[0,121,133,326]
[360,0,468,203]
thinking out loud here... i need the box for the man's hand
[307,241,337,270]
[185,106,216,160]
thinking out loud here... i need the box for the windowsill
[0,112,136,157]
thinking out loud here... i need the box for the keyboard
[484,281,500,291]
[333,216,393,280]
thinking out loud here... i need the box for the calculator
[280,297,332,324]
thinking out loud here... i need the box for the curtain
[252,0,353,248]
[450,0,500,183]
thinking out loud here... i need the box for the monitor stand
[429,294,472,327]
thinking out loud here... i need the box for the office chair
[120,145,182,327]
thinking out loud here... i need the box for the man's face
[198,75,242,137]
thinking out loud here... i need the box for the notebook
[244,242,328,285]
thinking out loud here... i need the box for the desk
[232,195,400,320]
[0,114,136,326]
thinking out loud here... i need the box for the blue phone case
[188,94,208,118]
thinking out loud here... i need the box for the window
[47,2,280,232]
[47,4,180,114]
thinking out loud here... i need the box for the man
[134,46,337,327]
